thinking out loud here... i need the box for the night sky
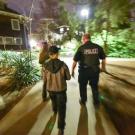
[6,0,60,31]
[6,0,59,18]
[7,0,33,16]
[4,0,104,32]
[5,0,95,18]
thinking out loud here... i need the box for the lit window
[11,19,20,31]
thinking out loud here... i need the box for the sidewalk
[0,78,119,135]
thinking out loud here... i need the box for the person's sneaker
[79,99,86,106]
[58,129,64,135]
[53,106,57,114]
[43,96,50,102]
[53,110,57,114]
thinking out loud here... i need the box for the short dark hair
[83,33,90,40]
[49,46,60,55]
[42,41,48,45]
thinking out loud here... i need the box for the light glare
[80,9,89,18]
[29,39,37,48]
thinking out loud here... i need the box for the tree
[33,0,135,57]
[55,5,83,43]
[88,0,134,54]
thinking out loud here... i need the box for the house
[0,1,29,50]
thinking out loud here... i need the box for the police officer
[71,33,106,107]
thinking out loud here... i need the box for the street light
[80,8,89,19]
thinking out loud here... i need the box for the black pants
[42,67,47,100]
[49,91,67,130]
[42,81,47,99]
[78,68,100,105]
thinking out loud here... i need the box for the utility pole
[29,0,36,36]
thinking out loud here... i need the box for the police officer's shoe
[79,99,86,106]
[94,102,100,110]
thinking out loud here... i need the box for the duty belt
[79,65,91,69]
[79,65,99,69]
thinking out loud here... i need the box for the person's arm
[71,46,81,77]
[39,48,46,64]
[100,58,106,72]
[64,64,71,80]
[42,66,47,81]
[39,44,49,64]
[71,60,77,77]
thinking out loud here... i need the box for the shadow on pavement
[42,113,57,135]
[3,101,48,135]
[95,111,105,135]
[107,107,135,135]
[77,106,88,135]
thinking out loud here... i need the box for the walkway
[0,78,118,135]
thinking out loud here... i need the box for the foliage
[57,7,84,44]
[54,0,135,58]
[67,13,84,42]
[92,29,135,58]
[108,29,135,58]
[57,6,69,25]
[0,51,16,68]
[87,0,134,54]
[0,51,40,90]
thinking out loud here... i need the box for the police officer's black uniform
[73,41,106,105]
